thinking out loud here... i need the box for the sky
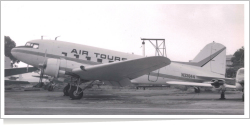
[1,1,246,67]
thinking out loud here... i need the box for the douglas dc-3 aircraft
[10,39,244,100]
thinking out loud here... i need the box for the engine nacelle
[43,58,83,78]
[236,82,243,91]
[211,79,225,88]
[44,58,60,77]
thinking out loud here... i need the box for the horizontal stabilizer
[167,81,236,89]
[167,81,213,87]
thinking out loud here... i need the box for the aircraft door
[148,69,160,82]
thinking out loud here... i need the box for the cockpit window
[25,43,31,46]
[25,42,39,49]
[33,44,39,49]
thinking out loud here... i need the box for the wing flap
[72,56,171,82]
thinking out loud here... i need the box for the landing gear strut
[242,88,244,102]
[63,83,71,96]
[220,90,226,100]
[69,86,83,100]
[194,87,200,93]
[64,78,95,100]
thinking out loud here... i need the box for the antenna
[55,36,60,40]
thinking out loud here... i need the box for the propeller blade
[26,65,29,72]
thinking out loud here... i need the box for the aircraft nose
[11,47,19,58]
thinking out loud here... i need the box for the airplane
[10,38,242,100]
[10,39,171,99]
[235,68,244,101]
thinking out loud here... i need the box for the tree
[5,36,19,65]
[226,46,244,78]
[231,46,244,67]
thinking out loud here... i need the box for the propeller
[37,50,47,87]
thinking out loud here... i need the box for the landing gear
[242,93,244,101]
[242,88,244,102]
[194,87,200,93]
[64,78,95,100]
[220,90,226,100]
[63,83,71,96]
[48,85,54,91]
[69,86,83,100]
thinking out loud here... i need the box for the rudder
[191,42,226,76]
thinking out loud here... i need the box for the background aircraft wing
[72,56,171,85]
[5,67,39,77]
[5,80,30,85]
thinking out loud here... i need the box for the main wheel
[63,84,70,96]
[69,86,83,100]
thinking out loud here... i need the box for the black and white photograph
[1,1,249,125]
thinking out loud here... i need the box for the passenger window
[33,44,39,49]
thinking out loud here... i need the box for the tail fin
[191,42,226,76]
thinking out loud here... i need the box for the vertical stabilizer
[191,42,226,76]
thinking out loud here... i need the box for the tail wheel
[69,86,83,100]
[63,84,70,96]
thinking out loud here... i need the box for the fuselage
[11,39,225,85]
[235,68,244,90]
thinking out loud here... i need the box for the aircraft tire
[242,93,244,102]
[63,84,70,96]
[69,86,83,100]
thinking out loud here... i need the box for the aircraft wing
[5,80,30,85]
[166,81,236,89]
[5,67,39,77]
[72,56,171,85]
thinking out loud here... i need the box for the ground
[4,85,244,115]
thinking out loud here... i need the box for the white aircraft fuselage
[12,39,225,85]
[11,39,245,100]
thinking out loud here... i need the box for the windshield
[25,42,39,49]
[25,42,31,46]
